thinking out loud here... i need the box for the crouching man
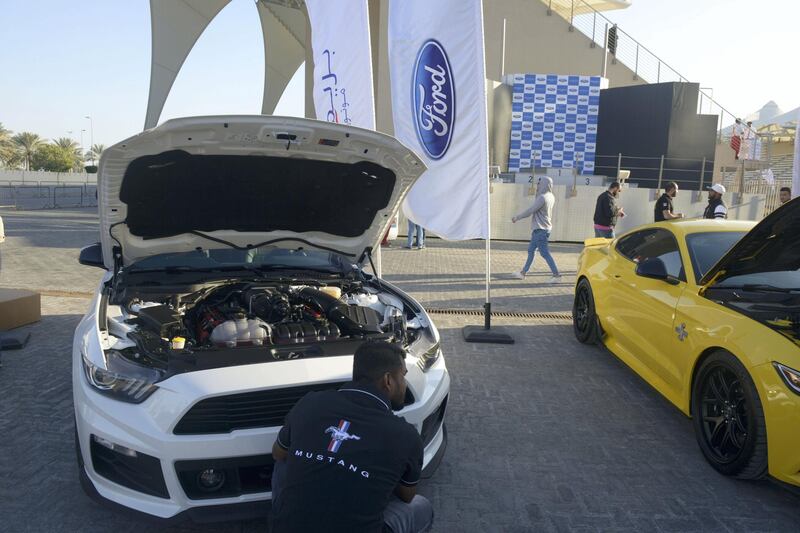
[270,341,434,533]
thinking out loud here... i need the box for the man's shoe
[511,271,525,280]
[549,275,562,283]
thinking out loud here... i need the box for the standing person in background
[405,219,425,250]
[510,176,561,282]
[592,181,625,238]
[704,184,728,219]
[654,182,684,222]
[779,187,792,205]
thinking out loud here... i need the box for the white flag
[306,0,375,130]
[389,0,489,240]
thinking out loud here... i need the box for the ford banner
[306,0,375,130]
[389,0,489,240]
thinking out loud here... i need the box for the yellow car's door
[608,228,687,395]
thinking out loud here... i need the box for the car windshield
[126,246,351,274]
[685,231,746,283]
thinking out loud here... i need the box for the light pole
[80,129,86,157]
[85,115,94,165]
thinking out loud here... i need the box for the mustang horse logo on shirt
[325,420,361,452]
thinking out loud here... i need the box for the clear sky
[1,0,797,148]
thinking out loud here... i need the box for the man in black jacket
[593,182,624,238]
[270,341,433,533]
[703,183,728,219]
[654,182,683,222]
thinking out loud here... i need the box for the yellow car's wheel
[573,278,598,344]
[691,351,768,479]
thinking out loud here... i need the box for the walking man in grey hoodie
[510,176,561,282]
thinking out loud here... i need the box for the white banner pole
[793,111,799,199]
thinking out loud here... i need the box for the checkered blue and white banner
[507,74,605,174]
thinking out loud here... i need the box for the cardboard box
[0,288,41,330]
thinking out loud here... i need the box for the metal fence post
[699,157,706,188]
[657,155,664,191]
[547,0,552,15]
[634,46,639,80]
[616,153,622,177]
[591,12,596,47]
[657,62,660,83]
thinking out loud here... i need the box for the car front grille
[173,381,348,435]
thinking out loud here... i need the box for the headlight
[773,362,800,396]
[82,350,161,403]
[415,342,442,372]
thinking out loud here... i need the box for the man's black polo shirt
[654,193,674,222]
[272,382,423,533]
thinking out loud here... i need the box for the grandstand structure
[144,0,788,194]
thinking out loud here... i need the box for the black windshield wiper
[724,284,800,293]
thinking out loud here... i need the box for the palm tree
[0,123,14,168]
[13,132,43,170]
[86,143,105,164]
[54,137,85,171]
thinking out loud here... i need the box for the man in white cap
[703,184,728,219]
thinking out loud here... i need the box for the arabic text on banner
[389,0,490,240]
[306,0,375,130]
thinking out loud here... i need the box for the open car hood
[98,116,426,269]
[699,197,800,286]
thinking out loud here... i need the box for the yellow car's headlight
[773,362,800,396]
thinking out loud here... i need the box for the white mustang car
[73,116,450,523]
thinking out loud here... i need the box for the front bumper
[751,361,800,487]
[73,352,450,522]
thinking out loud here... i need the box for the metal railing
[0,182,98,210]
[592,153,716,191]
[543,0,756,141]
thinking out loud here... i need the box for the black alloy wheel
[573,278,598,344]
[691,351,768,479]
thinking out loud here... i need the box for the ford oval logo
[412,39,455,160]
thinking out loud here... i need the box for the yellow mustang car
[573,198,800,487]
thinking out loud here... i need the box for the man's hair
[665,182,678,193]
[353,341,405,382]
[609,181,620,190]
[780,187,791,194]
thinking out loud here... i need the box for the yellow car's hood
[699,197,800,287]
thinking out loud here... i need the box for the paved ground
[1,208,798,532]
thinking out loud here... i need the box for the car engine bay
[99,278,433,375]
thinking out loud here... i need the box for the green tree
[55,137,85,171]
[12,131,43,170]
[86,143,105,163]
[30,144,75,172]
[0,123,15,168]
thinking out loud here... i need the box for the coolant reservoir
[210,318,270,347]
[347,293,380,310]
[319,286,342,300]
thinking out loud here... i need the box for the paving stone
[0,209,797,532]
